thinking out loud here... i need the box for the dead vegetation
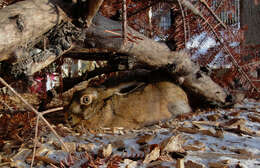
[0,97,260,167]
[0,0,259,167]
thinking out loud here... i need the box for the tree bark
[0,0,68,61]
[86,14,228,104]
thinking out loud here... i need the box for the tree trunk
[0,0,67,61]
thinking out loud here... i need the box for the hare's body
[67,81,191,128]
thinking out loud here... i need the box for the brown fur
[67,81,191,129]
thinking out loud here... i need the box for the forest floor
[0,99,260,168]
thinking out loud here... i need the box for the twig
[177,0,187,44]
[0,77,69,152]
[0,77,69,167]
[49,163,59,168]
[214,0,224,13]
[127,1,158,18]
[185,9,191,40]
[242,61,260,67]
[105,30,122,36]
[200,0,227,29]
[180,0,203,18]
[201,18,259,94]
[0,162,10,167]
[122,0,127,45]
[179,0,259,94]
[30,115,40,168]
[42,107,63,115]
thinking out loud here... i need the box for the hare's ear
[114,82,146,96]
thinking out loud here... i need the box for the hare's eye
[80,95,92,105]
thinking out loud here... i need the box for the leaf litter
[0,99,260,168]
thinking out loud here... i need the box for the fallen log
[0,0,68,61]
[85,14,228,105]
[0,0,229,106]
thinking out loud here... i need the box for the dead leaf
[183,145,205,151]
[220,118,245,128]
[61,142,76,152]
[10,160,28,168]
[229,111,241,117]
[200,128,224,138]
[124,159,137,168]
[160,135,185,153]
[136,134,155,144]
[185,160,205,168]
[102,144,113,158]
[192,121,220,127]
[143,146,160,164]
[208,162,229,168]
[207,114,221,121]
[78,143,97,152]
[248,115,260,123]
[178,127,199,134]
[230,148,253,156]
